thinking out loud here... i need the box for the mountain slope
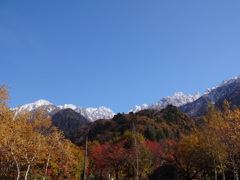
[51,108,89,140]
[74,106,115,122]
[13,100,115,121]
[215,85,240,110]
[73,105,195,145]
[180,76,240,117]
[128,92,201,113]
[13,99,53,113]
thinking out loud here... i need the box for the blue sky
[1,0,240,113]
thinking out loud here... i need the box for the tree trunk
[214,167,217,180]
[230,153,239,180]
[43,153,51,180]
[220,162,225,180]
[10,148,20,180]
[24,164,31,180]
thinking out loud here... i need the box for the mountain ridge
[12,100,115,122]
[180,76,240,117]
[129,76,240,117]
[128,92,201,113]
[12,76,240,119]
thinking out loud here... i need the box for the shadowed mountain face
[215,86,240,110]
[180,77,240,118]
[51,108,90,140]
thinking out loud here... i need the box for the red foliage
[140,127,145,133]
[145,140,164,169]
[161,140,180,164]
[90,144,109,170]
[90,139,128,176]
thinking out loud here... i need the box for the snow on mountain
[203,76,240,103]
[150,92,201,110]
[75,106,115,122]
[57,104,77,110]
[13,99,53,113]
[128,92,201,113]
[13,100,115,122]
[179,76,240,117]
[205,76,240,94]
[128,104,149,113]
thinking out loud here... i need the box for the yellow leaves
[0,86,83,178]
[0,84,10,107]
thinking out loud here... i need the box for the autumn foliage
[0,85,84,179]
[3,84,240,180]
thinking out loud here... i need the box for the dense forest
[2,84,240,180]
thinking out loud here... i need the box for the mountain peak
[204,76,240,95]
[129,92,201,113]
[13,100,115,122]
[180,76,240,117]
[33,99,53,106]
[57,104,77,110]
[13,99,53,112]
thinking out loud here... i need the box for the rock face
[180,76,240,117]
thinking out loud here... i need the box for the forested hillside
[3,84,240,180]
[73,105,195,146]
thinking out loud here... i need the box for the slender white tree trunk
[43,153,51,180]
[10,148,20,180]
[25,164,31,180]
[24,150,39,180]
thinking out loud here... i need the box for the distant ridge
[12,76,240,119]
[180,76,240,117]
[12,100,115,122]
[128,92,201,113]
[129,76,240,118]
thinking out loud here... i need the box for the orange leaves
[0,86,84,179]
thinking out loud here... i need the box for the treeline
[0,86,84,179]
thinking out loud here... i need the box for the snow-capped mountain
[128,104,149,113]
[203,76,240,103]
[13,100,115,122]
[57,104,77,110]
[128,92,201,113]
[13,76,240,120]
[180,76,240,117]
[149,92,201,110]
[13,99,53,112]
[71,106,115,122]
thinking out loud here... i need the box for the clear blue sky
[1,0,240,113]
